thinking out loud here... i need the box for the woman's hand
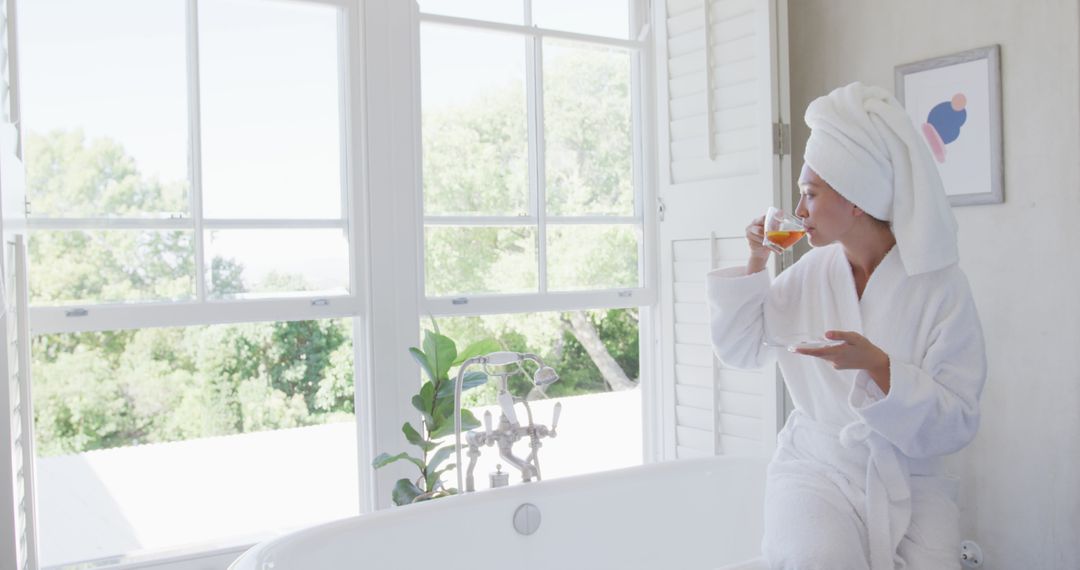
[745,215,771,273]
[794,330,892,393]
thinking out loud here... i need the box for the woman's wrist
[867,351,891,394]
[746,253,769,274]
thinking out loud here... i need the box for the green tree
[422,45,640,399]
[27,130,355,455]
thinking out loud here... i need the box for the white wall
[787,1,1080,567]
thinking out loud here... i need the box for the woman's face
[793,164,858,247]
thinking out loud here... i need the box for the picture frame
[895,45,1003,206]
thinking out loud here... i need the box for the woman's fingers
[746,216,769,252]
[824,330,861,343]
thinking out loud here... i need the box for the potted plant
[372,328,499,505]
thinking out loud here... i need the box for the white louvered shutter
[0,0,37,566]
[654,0,792,460]
[0,235,35,570]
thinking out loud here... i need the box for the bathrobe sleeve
[706,266,772,370]
[848,270,987,458]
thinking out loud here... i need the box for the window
[18,0,361,566]
[417,1,650,476]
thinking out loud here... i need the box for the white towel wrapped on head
[803,82,959,276]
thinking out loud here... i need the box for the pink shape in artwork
[922,122,947,163]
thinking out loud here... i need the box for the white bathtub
[230,455,767,570]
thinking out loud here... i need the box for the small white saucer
[762,337,845,352]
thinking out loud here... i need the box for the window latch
[65,308,88,318]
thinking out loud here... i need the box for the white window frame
[26,0,364,336]
[12,0,378,567]
[415,1,657,317]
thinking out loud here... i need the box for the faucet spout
[497,439,538,482]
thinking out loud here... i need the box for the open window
[12,0,365,566]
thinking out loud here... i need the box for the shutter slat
[676,405,714,431]
[672,281,704,303]
[708,0,755,22]
[719,411,762,440]
[671,150,758,184]
[675,343,713,367]
[675,384,712,409]
[676,364,712,388]
[676,445,711,459]
[673,302,707,324]
[717,390,763,417]
[674,322,709,345]
[719,433,761,455]
[676,425,715,450]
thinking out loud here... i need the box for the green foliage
[372,330,492,506]
[443,308,640,407]
[32,320,355,456]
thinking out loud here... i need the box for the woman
[709,83,987,569]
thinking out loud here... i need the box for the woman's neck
[841,221,896,281]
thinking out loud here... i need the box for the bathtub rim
[229,453,768,568]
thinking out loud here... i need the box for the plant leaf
[451,338,501,367]
[409,347,435,383]
[411,382,436,426]
[425,464,457,491]
[422,330,457,382]
[429,408,481,439]
[372,451,408,469]
[428,445,455,472]
[402,422,437,453]
[372,451,426,474]
[435,370,488,400]
[392,478,423,506]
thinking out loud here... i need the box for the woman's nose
[794,196,808,219]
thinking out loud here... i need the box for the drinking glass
[762,207,806,254]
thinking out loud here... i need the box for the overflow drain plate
[513,503,541,536]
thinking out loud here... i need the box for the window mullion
[526,30,547,294]
[186,0,207,303]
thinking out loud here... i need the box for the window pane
[199,0,343,219]
[533,0,630,39]
[417,0,523,25]
[29,230,194,305]
[421,25,529,216]
[32,320,357,567]
[20,0,190,218]
[544,41,634,216]
[206,228,349,299]
[430,309,641,486]
[425,226,537,296]
[546,224,639,290]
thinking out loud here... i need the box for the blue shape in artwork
[926,100,967,144]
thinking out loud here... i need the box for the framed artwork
[895,45,1003,206]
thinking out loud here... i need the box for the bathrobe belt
[782,411,938,570]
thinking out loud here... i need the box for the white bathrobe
[708,243,986,570]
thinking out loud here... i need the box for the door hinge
[773,122,790,157]
[656,197,666,222]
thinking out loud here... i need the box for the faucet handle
[497,391,520,427]
[551,402,562,432]
[483,410,493,437]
